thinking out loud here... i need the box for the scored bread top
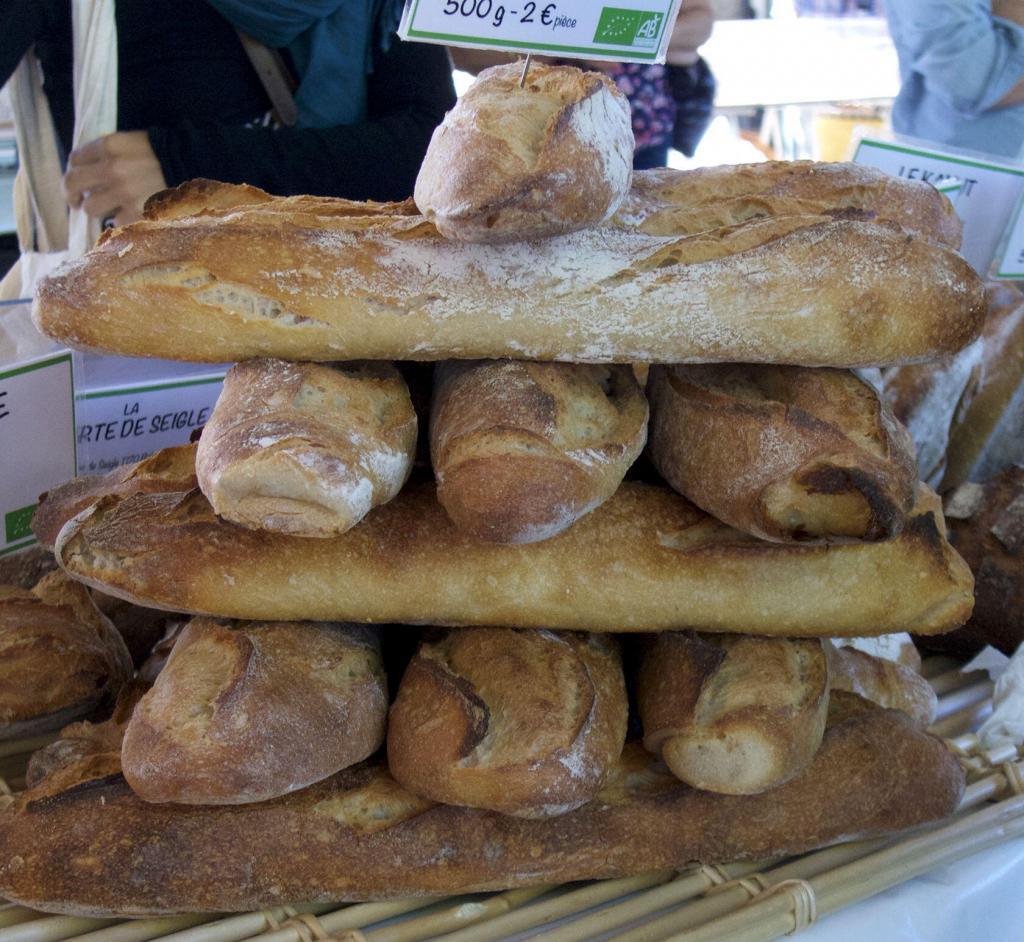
[415,63,634,242]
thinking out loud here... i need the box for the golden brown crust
[122,619,387,804]
[829,645,937,727]
[637,633,830,794]
[415,63,634,242]
[196,359,416,537]
[33,197,986,367]
[929,469,1024,657]
[648,364,919,542]
[616,162,963,247]
[45,446,974,636]
[387,629,627,817]
[0,571,133,739]
[0,710,964,916]
[430,361,648,542]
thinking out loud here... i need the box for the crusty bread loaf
[196,359,416,537]
[121,619,387,804]
[0,544,58,589]
[0,571,132,739]
[33,186,985,367]
[637,633,831,794]
[0,709,963,916]
[31,443,197,550]
[41,446,974,636]
[883,283,1024,490]
[430,360,648,543]
[388,629,627,817]
[835,633,922,673]
[415,63,633,243]
[648,364,918,542]
[615,162,963,247]
[829,644,937,727]
[925,469,1024,657]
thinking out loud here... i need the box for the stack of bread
[0,64,990,917]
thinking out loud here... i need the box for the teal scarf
[206,0,405,128]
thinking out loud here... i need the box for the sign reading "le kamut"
[399,0,684,63]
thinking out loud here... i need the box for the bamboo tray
[1,655,1021,942]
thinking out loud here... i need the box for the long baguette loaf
[39,447,974,636]
[637,633,831,794]
[388,629,627,817]
[829,645,937,727]
[431,361,648,543]
[647,364,918,542]
[0,709,963,916]
[34,198,985,367]
[196,359,417,537]
[615,162,963,247]
[122,619,387,805]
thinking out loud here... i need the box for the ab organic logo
[594,7,663,48]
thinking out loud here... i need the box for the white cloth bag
[0,0,117,301]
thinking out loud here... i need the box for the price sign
[995,193,1024,280]
[400,0,684,63]
[0,350,75,557]
[852,136,1024,275]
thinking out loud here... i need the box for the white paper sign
[995,194,1024,280]
[76,373,224,475]
[852,136,1024,275]
[400,0,683,62]
[0,350,75,556]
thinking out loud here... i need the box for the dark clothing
[0,0,456,201]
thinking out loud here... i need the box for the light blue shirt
[887,1,1024,158]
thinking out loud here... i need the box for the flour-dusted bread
[0,571,132,740]
[388,629,627,818]
[883,283,1024,490]
[430,360,648,543]
[415,62,633,243]
[121,619,387,805]
[648,364,918,542]
[42,448,975,637]
[0,709,964,916]
[33,185,986,367]
[615,161,963,247]
[196,359,416,537]
[637,633,831,795]
[829,644,937,727]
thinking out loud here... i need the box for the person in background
[0,0,456,225]
[450,0,716,169]
[885,0,1024,158]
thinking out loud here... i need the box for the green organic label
[594,7,663,47]
[5,504,36,543]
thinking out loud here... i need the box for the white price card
[400,0,684,63]
[852,136,1024,275]
[76,372,225,476]
[995,193,1024,280]
[0,351,75,557]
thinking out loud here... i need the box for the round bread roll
[431,360,649,543]
[121,619,387,804]
[387,628,628,818]
[414,62,634,243]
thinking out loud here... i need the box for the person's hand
[62,131,167,226]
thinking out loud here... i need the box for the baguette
[0,571,132,739]
[196,359,416,537]
[33,195,985,367]
[615,162,963,247]
[40,446,975,636]
[647,364,918,542]
[430,360,648,542]
[414,63,633,243]
[387,629,627,817]
[829,644,937,727]
[0,708,963,916]
[122,619,387,805]
[637,633,831,794]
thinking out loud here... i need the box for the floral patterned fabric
[606,63,677,152]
